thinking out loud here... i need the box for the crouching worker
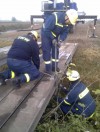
[56,70,96,118]
[0,31,40,88]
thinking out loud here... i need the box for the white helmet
[66,9,78,25]
[29,31,39,40]
[66,70,80,81]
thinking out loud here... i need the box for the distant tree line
[11,17,17,22]
[0,17,18,22]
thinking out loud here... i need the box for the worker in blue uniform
[56,70,96,118]
[0,31,40,88]
[41,9,78,74]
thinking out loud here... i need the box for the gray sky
[0,0,99,21]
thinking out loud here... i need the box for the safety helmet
[66,70,80,81]
[68,63,76,69]
[66,9,78,25]
[29,31,39,40]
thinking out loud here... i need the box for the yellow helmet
[66,9,78,25]
[66,70,80,81]
[29,31,39,40]
[68,63,76,69]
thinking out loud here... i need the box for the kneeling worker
[56,70,96,118]
[0,31,40,88]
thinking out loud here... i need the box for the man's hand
[57,40,63,48]
[52,39,58,46]
[52,39,63,48]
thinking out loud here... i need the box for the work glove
[52,39,58,46]
[57,40,63,48]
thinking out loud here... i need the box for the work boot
[12,77,21,88]
[52,67,61,73]
[0,74,6,86]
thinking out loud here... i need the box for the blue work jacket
[60,80,96,117]
[42,12,69,41]
[8,35,40,69]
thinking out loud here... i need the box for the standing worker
[56,70,96,118]
[41,9,78,75]
[0,31,40,88]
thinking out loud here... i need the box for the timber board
[0,43,78,132]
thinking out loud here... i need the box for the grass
[0,21,31,32]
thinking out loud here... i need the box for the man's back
[67,80,96,117]
[8,35,38,61]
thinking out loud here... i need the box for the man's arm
[59,25,69,41]
[31,41,40,69]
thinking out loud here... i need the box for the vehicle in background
[77,11,86,24]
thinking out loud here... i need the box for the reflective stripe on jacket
[62,80,96,117]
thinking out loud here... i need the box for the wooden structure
[0,43,78,132]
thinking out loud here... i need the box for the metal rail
[30,15,97,25]
[78,15,97,19]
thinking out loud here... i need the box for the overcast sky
[0,0,99,21]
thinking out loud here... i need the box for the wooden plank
[0,43,78,132]
[0,74,44,129]
[0,58,7,67]
[0,76,56,132]
[0,80,13,102]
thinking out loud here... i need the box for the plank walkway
[0,43,78,132]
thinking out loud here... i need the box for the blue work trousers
[41,32,59,72]
[2,58,40,83]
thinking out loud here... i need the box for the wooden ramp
[0,43,78,132]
